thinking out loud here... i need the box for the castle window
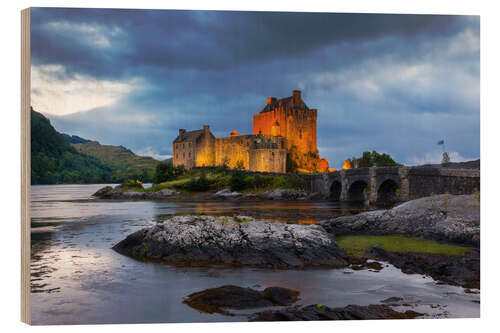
[183,153,185,158]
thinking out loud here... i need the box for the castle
[173,90,329,173]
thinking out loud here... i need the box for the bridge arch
[347,180,369,202]
[329,181,342,201]
[376,179,400,205]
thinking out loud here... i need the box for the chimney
[179,129,186,139]
[267,97,277,105]
[292,90,301,103]
[203,125,210,136]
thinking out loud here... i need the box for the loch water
[30,184,479,324]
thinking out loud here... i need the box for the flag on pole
[437,140,444,145]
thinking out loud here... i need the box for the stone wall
[173,141,196,169]
[253,107,317,154]
[249,148,287,173]
[214,135,254,169]
[407,167,480,200]
[297,167,480,203]
[195,130,216,167]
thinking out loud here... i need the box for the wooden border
[21,7,31,325]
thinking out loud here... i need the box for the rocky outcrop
[248,304,424,321]
[319,194,480,246]
[112,215,348,269]
[183,285,299,315]
[209,189,243,200]
[92,185,180,200]
[366,245,480,289]
[263,189,308,200]
[208,189,309,201]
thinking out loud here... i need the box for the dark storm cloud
[31,8,465,75]
[31,8,480,168]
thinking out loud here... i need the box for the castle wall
[253,107,317,154]
[249,148,287,173]
[173,141,196,169]
[214,135,254,169]
[195,131,216,167]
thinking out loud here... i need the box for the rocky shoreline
[248,304,424,321]
[112,193,480,292]
[365,245,480,289]
[93,184,321,201]
[319,194,480,246]
[181,284,425,321]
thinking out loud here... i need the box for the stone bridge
[298,167,480,204]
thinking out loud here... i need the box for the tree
[153,162,174,184]
[350,150,400,168]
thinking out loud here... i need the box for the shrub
[229,170,247,191]
[186,172,211,191]
[234,160,245,170]
[121,179,143,189]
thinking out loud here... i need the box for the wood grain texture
[21,7,31,325]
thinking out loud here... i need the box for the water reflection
[30,184,479,324]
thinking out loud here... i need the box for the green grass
[139,168,303,193]
[336,235,471,258]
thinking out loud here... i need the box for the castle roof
[260,95,310,114]
[174,129,204,143]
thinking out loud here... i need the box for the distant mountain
[31,108,113,184]
[71,141,161,182]
[31,108,162,184]
[163,157,173,164]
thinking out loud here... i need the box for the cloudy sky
[30,8,479,168]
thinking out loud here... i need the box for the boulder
[210,189,242,200]
[319,194,480,246]
[92,186,114,198]
[264,189,308,201]
[112,215,348,269]
[183,285,299,314]
[249,304,424,321]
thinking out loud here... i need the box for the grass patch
[139,168,304,193]
[336,235,471,258]
[233,216,253,223]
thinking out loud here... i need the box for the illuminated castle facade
[173,90,328,173]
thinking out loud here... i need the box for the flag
[437,140,444,145]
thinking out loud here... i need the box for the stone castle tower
[253,90,317,156]
[173,90,328,173]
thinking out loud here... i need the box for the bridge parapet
[298,166,479,204]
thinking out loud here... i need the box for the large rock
[249,304,424,321]
[366,245,480,289]
[183,285,299,314]
[319,194,480,246]
[209,189,242,200]
[92,185,180,200]
[112,215,348,269]
[264,189,308,201]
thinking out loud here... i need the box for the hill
[31,108,113,184]
[71,141,160,182]
[61,134,91,144]
[417,159,480,169]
